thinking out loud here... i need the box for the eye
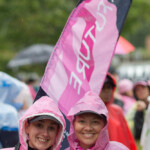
[48,125,57,131]
[92,120,100,124]
[34,123,43,128]
[78,119,85,124]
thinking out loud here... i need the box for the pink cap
[133,81,148,89]
[118,79,133,94]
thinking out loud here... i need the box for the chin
[36,145,50,150]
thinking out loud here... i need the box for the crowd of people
[0,72,38,148]
[109,67,150,149]
[0,68,150,150]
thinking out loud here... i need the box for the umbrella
[115,36,135,55]
[8,44,54,68]
[0,71,23,104]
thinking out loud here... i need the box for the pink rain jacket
[120,95,136,115]
[1,96,66,150]
[65,91,129,150]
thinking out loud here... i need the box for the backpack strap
[15,142,21,150]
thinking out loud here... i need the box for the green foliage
[0,0,75,50]
[0,0,76,75]
[121,0,150,47]
[0,0,149,75]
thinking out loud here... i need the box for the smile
[82,133,95,138]
[38,137,49,142]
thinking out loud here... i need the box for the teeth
[83,133,94,137]
[38,138,48,142]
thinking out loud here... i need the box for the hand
[136,101,146,111]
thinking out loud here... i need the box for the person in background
[108,66,124,108]
[66,91,129,150]
[25,77,37,100]
[140,96,150,150]
[133,80,150,140]
[118,79,136,115]
[118,79,137,134]
[1,96,66,150]
[0,102,19,148]
[99,73,137,150]
[14,82,33,118]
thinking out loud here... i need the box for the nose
[84,123,93,131]
[42,128,49,137]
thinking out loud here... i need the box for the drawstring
[15,142,21,150]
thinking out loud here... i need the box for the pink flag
[39,0,132,115]
[115,36,135,54]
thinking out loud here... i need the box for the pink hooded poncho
[65,91,129,150]
[1,96,66,150]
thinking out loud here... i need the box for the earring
[27,134,29,140]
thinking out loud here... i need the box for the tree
[0,0,149,74]
[0,0,76,75]
[121,0,150,47]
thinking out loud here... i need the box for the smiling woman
[73,113,105,149]
[25,118,60,150]
[65,91,129,150]
[1,96,66,150]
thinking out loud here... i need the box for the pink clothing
[0,148,14,150]
[65,91,129,150]
[27,85,36,100]
[121,95,136,115]
[39,0,132,116]
[118,79,133,94]
[1,96,66,150]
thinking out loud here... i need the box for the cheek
[136,90,145,98]
[96,121,105,133]
[96,125,103,133]
[49,131,59,144]
[108,90,113,95]
[50,128,59,139]
[26,126,39,139]
[74,122,81,134]
[144,89,149,96]
[100,92,105,99]
[53,131,58,138]
[135,91,140,96]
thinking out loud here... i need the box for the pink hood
[66,91,128,150]
[18,96,66,150]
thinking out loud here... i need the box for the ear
[25,121,30,134]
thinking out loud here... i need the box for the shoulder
[108,103,123,112]
[64,148,70,150]
[107,141,129,150]
[0,148,14,150]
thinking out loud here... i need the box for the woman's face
[74,113,105,149]
[135,85,149,100]
[99,82,114,103]
[26,119,59,150]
